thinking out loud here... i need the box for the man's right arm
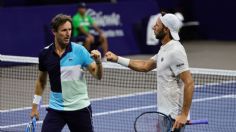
[31,71,47,119]
[105,51,156,72]
[128,59,156,72]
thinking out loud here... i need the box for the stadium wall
[0,1,159,57]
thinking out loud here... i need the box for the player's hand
[31,105,39,120]
[172,114,187,131]
[91,50,101,63]
[105,51,118,62]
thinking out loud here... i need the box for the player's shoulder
[169,41,186,55]
[40,43,53,53]
[171,40,185,51]
[38,43,53,59]
[71,42,86,51]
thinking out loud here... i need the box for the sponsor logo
[161,57,164,62]
[86,9,124,38]
[176,63,184,67]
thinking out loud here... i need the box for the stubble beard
[155,30,165,41]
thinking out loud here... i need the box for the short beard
[155,29,165,40]
[56,38,69,48]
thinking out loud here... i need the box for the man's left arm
[172,70,194,130]
[87,50,103,80]
[180,70,194,117]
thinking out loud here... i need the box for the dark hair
[161,11,167,16]
[51,14,72,31]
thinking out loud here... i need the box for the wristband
[33,95,42,105]
[117,56,130,67]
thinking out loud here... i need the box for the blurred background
[0,0,236,70]
[1,1,236,132]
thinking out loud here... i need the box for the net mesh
[0,55,236,132]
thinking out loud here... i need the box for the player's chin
[64,39,70,44]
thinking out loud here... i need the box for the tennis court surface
[1,55,236,132]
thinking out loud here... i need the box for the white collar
[161,40,177,51]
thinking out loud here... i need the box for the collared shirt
[38,42,94,111]
[151,40,189,119]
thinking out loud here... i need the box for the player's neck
[161,36,171,45]
[54,41,66,57]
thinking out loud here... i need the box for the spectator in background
[72,2,108,57]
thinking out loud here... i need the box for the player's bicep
[179,70,194,87]
[37,71,47,84]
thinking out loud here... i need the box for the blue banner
[0,1,159,56]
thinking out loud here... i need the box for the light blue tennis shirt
[38,42,94,111]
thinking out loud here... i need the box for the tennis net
[0,54,236,132]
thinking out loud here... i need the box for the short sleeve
[38,51,47,71]
[170,50,189,76]
[150,54,157,62]
[81,47,94,68]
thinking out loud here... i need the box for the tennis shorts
[41,105,93,132]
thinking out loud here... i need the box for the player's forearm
[34,77,46,96]
[128,60,152,72]
[116,56,155,72]
[94,62,103,80]
[32,78,46,109]
[181,80,194,116]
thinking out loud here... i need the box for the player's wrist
[117,56,130,67]
[95,55,102,64]
[95,59,102,65]
[33,95,41,105]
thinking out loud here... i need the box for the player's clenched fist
[105,51,118,62]
[91,50,101,63]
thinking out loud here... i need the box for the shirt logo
[176,63,184,67]
[68,58,73,61]
[161,57,164,62]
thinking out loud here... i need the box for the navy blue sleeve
[38,51,47,71]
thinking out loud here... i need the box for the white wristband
[33,95,42,105]
[117,56,130,67]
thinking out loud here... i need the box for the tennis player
[30,14,102,132]
[106,12,194,132]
